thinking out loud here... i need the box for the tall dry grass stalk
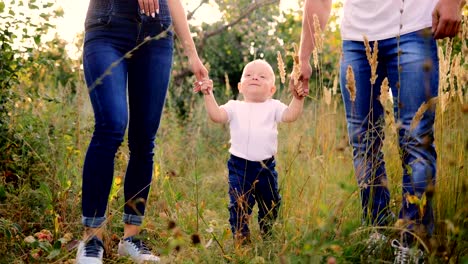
[332,75,338,95]
[410,97,438,131]
[363,36,379,85]
[291,43,301,86]
[312,14,323,69]
[88,30,170,92]
[288,43,307,97]
[378,77,390,107]
[379,77,396,133]
[224,72,231,97]
[323,86,332,106]
[345,65,356,102]
[277,51,286,84]
[313,14,323,52]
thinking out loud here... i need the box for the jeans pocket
[85,15,112,32]
[140,15,173,39]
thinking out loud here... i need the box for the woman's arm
[168,0,208,80]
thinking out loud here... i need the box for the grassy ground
[0,39,467,263]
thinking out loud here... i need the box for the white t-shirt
[341,0,437,41]
[220,99,288,162]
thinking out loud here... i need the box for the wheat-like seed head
[363,36,379,85]
[462,16,467,60]
[379,77,396,132]
[289,43,305,97]
[291,43,301,86]
[449,53,459,92]
[440,91,450,112]
[312,48,319,69]
[332,75,338,95]
[371,41,379,84]
[438,46,450,93]
[410,97,438,131]
[313,14,323,52]
[224,72,231,97]
[323,86,331,106]
[277,51,286,84]
[453,54,465,104]
[346,65,356,102]
[379,77,390,107]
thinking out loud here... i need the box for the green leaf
[53,240,62,249]
[0,2,5,13]
[46,249,61,260]
[33,35,41,45]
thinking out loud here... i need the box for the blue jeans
[81,1,174,228]
[227,155,281,238]
[340,29,438,235]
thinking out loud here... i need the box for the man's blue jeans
[81,2,174,228]
[227,155,281,238]
[340,29,438,235]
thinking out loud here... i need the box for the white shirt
[220,99,288,161]
[341,0,437,41]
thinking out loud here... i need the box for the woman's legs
[122,18,174,238]
[82,37,129,238]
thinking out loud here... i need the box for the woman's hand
[190,56,209,81]
[138,0,159,17]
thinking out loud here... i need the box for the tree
[168,0,281,119]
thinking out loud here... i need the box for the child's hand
[193,79,213,95]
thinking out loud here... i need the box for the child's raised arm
[194,79,228,123]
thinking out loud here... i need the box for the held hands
[193,79,213,95]
[190,56,209,79]
[138,0,159,17]
[189,56,209,94]
[290,62,311,100]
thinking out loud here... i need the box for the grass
[0,31,467,264]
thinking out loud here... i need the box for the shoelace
[126,237,152,255]
[84,237,103,258]
[391,239,410,264]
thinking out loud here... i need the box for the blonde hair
[243,59,276,85]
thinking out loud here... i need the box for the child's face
[238,60,276,102]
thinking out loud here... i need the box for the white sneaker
[118,236,160,263]
[391,239,424,264]
[366,232,388,255]
[76,236,104,264]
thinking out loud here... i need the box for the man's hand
[432,0,464,39]
[138,0,160,17]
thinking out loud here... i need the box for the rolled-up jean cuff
[82,216,106,228]
[123,214,144,226]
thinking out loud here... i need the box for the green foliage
[170,1,282,118]
[0,1,466,262]
[0,1,82,261]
